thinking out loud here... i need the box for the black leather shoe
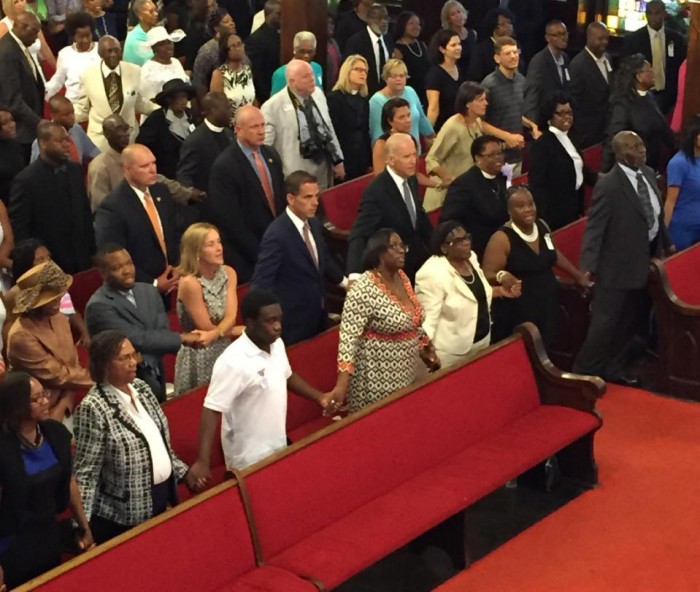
[609,375,640,387]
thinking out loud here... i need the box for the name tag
[188,123,196,133]
[544,234,555,250]
[282,104,294,112]
[564,68,571,82]
[668,42,674,57]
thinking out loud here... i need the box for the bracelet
[496,270,507,284]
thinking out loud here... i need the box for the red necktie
[253,150,276,215]
[67,135,80,163]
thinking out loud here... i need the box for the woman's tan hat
[13,261,72,315]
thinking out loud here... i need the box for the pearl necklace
[509,221,539,242]
[402,40,423,58]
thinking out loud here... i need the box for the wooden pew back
[661,244,700,304]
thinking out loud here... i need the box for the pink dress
[670,59,687,133]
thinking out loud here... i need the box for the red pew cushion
[321,174,373,232]
[552,217,586,278]
[215,566,318,592]
[663,243,700,304]
[70,269,102,316]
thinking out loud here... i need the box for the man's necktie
[403,180,417,228]
[377,38,387,80]
[125,290,137,307]
[636,171,656,230]
[253,150,276,215]
[303,221,318,268]
[651,33,665,91]
[144,190,168,259]
[302,98,322,142]
[23,47,38,80]
[67,134,80,163]
[106,71,121,113]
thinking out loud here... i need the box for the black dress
[326,90,371,181]
[491,220,558,346]
[425,65,466,132]
[394,41,430,108]
[457,29,477,72]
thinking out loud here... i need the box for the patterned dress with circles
[174,266,230,393]
[338,270,428,413]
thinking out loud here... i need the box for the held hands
[156,265,180,294]
[76,526,96,552]
[420,344,441,373]
[319,387,347,417]
[185,461,211,493]
[181,330,207,348]
[333,163,346,181]
[575,271,595,295]
[188,188,206,203]
[505,133,526,149]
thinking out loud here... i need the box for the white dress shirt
[549,126,584,189]
[618,162,660,241]
[101,61,122,79]
[111,384,173,484]
[129,184,165,237]
[286,206,318,263]
[367,26,389,81]
[584,46,610,83]
[203,332,292,469]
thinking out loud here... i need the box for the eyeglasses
[30,392,51,404]
[446,234,471,247]
[387,72,407,79]
[547,31,568,37]
[553,109,574,117]
[388,242,409,253]
[479,151,504,159]
[351,66,368,74]
[114,352,143,364]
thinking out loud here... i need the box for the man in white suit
[75,35,154,152]
[260,59,345,190]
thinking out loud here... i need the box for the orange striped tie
[144,190,167,260]
[253,150,276,215]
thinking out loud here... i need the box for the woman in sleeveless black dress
[482,186,590,347]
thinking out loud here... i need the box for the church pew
[649,243,700,401]
[582,143,602,212]
[69,268,102,316]
[238,324,602,590]
[549,217,591,370]
[21,481,319,592]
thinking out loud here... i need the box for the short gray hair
[440,0,467,29]
[293,31,317,50]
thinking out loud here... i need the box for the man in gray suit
[85,244,203,400]
[573,131,672,384]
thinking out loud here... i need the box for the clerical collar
[204,118,224,133]
[480,169,497,180]
[637,89,648,97]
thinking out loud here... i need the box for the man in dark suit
[343,3,393,96]
[9,121,96,274]
[335,0,372,51]
[569,22,612,148]
[622,0,686,114]
[523,20,571,122]
[466,8,514,82]
[573,131,672,384]
[207,105,285,283]
[0,12,44,160]
[177,92,234,192]
[95,144,180,299]
[251,170,346,345]
[440,134,508,258]
[245,0,281,104]
[86,245,203,401]
[347,133,432,281]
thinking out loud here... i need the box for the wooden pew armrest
[322,221,350,242]
[649,258,700,317]
[515,323,604,413]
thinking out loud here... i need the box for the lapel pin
[156,197,161,202]
[268,158,273,163]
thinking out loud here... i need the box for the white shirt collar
[285,206,309,232]
[617,162,638,176]
[386,165,409,192]
[647,25,664,39]
[584,46,607,64]
[637,89,648,97]
[129,184,149,200]
[204,118,224,133]
[239,331,278,358]
[548,46,564,65]
[8,29,27,52]
[366,26,381,42]
[101,60,121,77]
[549,125,569,139]
[480,169,497,180]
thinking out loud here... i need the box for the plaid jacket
[74,379,188,526]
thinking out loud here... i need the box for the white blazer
[260,86,343,191]
[415,253,493,356]
[75,60,154,152]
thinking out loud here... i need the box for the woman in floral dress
[174,223,243,393]
[210,31,255,122]
[329,229,440,413]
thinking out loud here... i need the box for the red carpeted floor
[435,386,700,592]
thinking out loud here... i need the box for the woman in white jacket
[415,221,520,367]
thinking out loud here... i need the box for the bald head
[48,96,75,130]
[385,133,417,178]
[202,91,232,128]
[122,144,158,190]
[235,105,266,149]
[286,59,315,97]
[103,114,131,152]
[612,131,646,169]
[98,35,122,69]
[585,21,609,57]
[13,11,41,47]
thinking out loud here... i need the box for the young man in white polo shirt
[187,289,338,489]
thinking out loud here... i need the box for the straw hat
[13,261,72,315]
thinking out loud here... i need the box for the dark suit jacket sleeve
[316,220,344,285]
[85,299,182,354]
[175,137,198,187]
[342,33,361,61]
[416,195,433,247]
[579,175,612,274]
[250,230,283,290]
[0,51,41,130]
[346,189,385,274]
[600,100,628,173]
[135,112,161,153]
[523,54,545,121]
[440,176,470,226]
[8,174,31,242]
[528,137,551,219]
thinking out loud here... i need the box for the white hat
[146,26,186,47]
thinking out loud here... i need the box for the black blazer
[335,9,365,52]
[343,28,394,97]
[528,130,596,231]
[0,138,26,204]
[569,48,611,148]
[245,23,280,103]
[600,92,676,173]
[135,108,193,180]
[523,46,571,121]
[466,38,496,83]
[9,158,96,273]
[205,141,286,282]
[251,212,344,345]
[0,421,72,538]
[176,121,234,191]
[440,165,508,258]
[622,26,686,113]
[0,34,44,144]
[580,163,670,290]
[94,179,179,283]
[326,90,371,181]
[347,171,433,280]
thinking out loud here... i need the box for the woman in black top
[0,108,25,204]
[483,186,589,347]
[600,53,677,173]
[327,55,372,181]
[425,29,466,132]
[434,0,476,71]
[0,372,93,590]
[392,12,430,108]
